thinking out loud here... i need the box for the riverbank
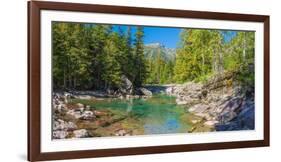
[166,71,255,132]
[52,92,198,139]
[52,92,142,139]
[52,71,254,139]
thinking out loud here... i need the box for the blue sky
[113,25,237,48]
[113,25,181,48]
[143,27,181,48]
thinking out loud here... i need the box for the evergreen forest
[52,22,254,91]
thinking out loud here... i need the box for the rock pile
[52,92,131,139]
[52,93,93,139]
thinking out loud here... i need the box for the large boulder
[119,75,133,95]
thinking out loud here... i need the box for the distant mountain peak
[144,42,176,61]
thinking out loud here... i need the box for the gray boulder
[73,129,88,138]
[138,87,153,96]
[119,75,133,95]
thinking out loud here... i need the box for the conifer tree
[133,26,147,87]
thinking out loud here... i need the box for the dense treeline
[53,23,147,90]
[146,58,174,84]
[173,29,255,86]
[53,22,255,91]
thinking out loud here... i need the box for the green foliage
[173,29,255,87]
[173,29,223,83]
[53,22,255,91]
[133,27,147,87]
[52,23,148,90]
[52,23,92,89]
[145,48,175,84]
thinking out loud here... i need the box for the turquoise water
[74,94,191,135]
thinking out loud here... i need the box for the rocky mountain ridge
[144,43,176,61]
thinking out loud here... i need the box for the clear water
[75,94,191,135]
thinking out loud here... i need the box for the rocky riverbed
[52,88,153,139]
[52,71,254,139]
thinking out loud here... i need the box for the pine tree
[102,32,122,89]
[173,29,224,83]
[133,26,147,87]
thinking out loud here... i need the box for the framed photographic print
[28,1,270,161]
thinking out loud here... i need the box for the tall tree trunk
[63,67,66,89]
[218,49,224,74]
[68,75,72,89]
[157,48,161,83]
[74,76,76,89]
[97,65,100,89]
[201,52,205,75]
[213,49,217,73]
[243,32,247,62]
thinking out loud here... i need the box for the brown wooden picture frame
[28,1,270,161]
